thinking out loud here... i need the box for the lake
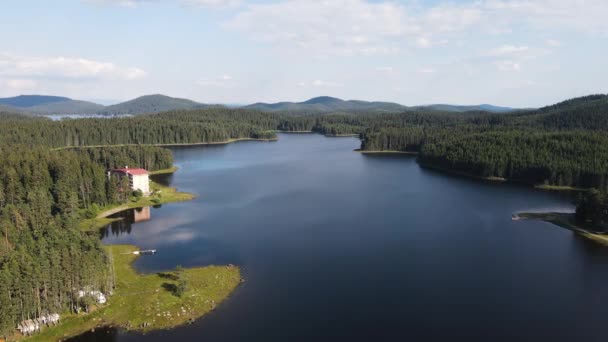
[44,114,130,121]
[75,133,608,341]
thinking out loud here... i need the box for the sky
[0,0,607,107]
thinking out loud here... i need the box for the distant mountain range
[0,94,206,116]
[245,96,517,113]
[244,96,408,113]
[97,94,206,115]
[0,94,518,115]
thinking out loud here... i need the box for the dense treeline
[77,145,173,171]
[576,190,608,230]
[0,108,280,148]
[0,145,173,337]
[2,95,608,190]
[419,131,608,189]
[357,95,608,189]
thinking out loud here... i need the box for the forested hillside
[1,94,607,190]
[98,95,205,115]
[0,145,173,336]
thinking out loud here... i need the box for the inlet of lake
[73,133,608,341]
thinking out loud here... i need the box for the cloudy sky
[1,0,607,107]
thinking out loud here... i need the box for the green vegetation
[575,190,608,230]
[22,245,241,341]
[150,166,179,175]
[0,145,174,338]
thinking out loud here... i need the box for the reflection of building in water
[100,207,152,238]
[134,206,151,223]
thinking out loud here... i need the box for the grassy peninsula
[515,212,608,246]
[23,245,241,342]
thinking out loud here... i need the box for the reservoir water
[77,133,608,341]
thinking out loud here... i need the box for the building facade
[109,168,150,196]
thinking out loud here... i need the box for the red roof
[113,168,149,176]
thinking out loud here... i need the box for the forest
[1,93,607,336]
[0,145,173,337]
[1,95,607,192]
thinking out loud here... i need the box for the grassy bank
[150,166,179,175]
[23,245,241,341]
[516,212,608,246]
[533,184,587,192]
[78,178,195,232]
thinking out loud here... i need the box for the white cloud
[312,79,342,87]
[495,60,521,72]
[296,79,342,88]
[375,66,394,73]
[545,39,562,47]
[4,79,38,90]
[197,74,235,87]
[0,53,146,81]
[224,0,608,57]
[85,0,239,8]
[416,37,432,48]
[487,45,530,56]
[226,0,414,56]
[417,67,436,74]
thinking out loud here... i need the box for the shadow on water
[67,327,119,342]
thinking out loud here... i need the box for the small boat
[133,249,157,255]
[511,214,520,221]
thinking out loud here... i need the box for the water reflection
[100,207,151,239]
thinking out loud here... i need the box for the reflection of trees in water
[99,207,154,241]
[100,207,152,239]
[100,210,135,238]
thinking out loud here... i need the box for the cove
[73,133,608,341]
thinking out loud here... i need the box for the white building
[110,167,150,196]
[77,290,107,304]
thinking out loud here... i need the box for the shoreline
[515,212,608,246]
[418,162,507,182]
[533,184,587,192]
[276,130,314,134]
[51,137,278,151]
[355,149,419,156]
[326,133,359,138]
